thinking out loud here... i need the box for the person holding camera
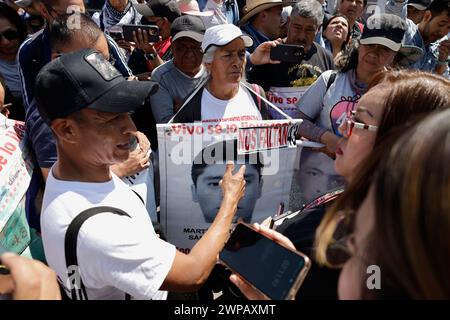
[248,0,334,119]
[127,0,182,75]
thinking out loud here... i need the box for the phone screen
[219,223,309,300]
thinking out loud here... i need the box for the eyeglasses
[0,29,19,42]
[340,110,378,137]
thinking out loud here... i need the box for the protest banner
[266,86,308,119]
[157,119,301,252]
[0,115,34,256]
[288,144,346,211]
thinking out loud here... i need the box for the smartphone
[219,222,311,300]
[122,24,159,43]
[270,44,305,63]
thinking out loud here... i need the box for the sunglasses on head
[0,29,19,42]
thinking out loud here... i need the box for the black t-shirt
[248,42,334,91]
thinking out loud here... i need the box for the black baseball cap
[407,0,432,10]
[360,14,407,52]
[171,15,205,42]
[35,49,159,124]
[134,0,181,23]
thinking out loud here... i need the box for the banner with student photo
[157,119,302,252]
[288,141,346,212]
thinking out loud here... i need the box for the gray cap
[407,0,432,11]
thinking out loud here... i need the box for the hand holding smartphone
[219,222,310,300]
[270,44,305,63]
[122,24,159,43]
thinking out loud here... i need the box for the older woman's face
[335,84,388,180]
[358,44,396,75]
[206,38,246,85]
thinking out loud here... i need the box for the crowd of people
[0,0,449,300]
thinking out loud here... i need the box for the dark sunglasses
[0,29,19,42]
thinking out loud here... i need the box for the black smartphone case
[270,45,305,63]
[122,24,159,43]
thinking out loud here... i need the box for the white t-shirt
[41,168,176,300]
[200,86,262,123]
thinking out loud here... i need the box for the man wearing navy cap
[150,15,209,123]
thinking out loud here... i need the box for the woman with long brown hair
[229,70,450,299]
[333,108,450,299]
[315,71,450,298]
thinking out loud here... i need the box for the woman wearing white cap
[171,23,285,123]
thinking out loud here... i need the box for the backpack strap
[99,11,105,31]
[326,71,337,93]
[64,206,131,300]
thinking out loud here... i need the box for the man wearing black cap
[150,15,208,123]
[37,49,247,300]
